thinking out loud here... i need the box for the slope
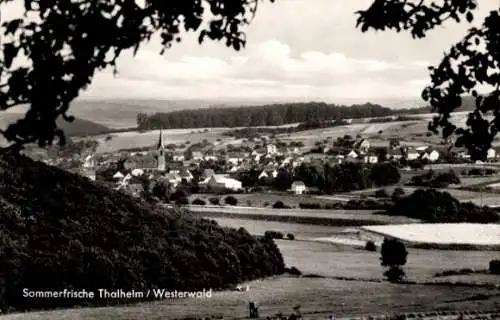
[0,151,285,312]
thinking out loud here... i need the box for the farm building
[291,181,307,195]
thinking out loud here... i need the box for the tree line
[136,102,427,130]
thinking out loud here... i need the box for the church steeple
[156,128,166,172]
[157,128,165,150]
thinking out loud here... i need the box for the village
[31,126,500,202]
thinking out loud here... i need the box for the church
[123,129,169,172]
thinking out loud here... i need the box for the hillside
[0,151,285,312]
[0,112,112,142]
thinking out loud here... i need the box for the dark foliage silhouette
[380,238,408,282]
[0,151,284,311]
[356,1,500,161]
[0,0,276,149]
[385,188,500,223]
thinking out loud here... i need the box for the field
[189,192,348,208]
[362,224,500,247]
[4,237,499,320]
[187,205,420,225]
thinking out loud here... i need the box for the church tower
[156,129,166,172]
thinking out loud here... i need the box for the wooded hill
[0,151,285,312]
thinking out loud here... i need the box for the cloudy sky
[2,0,497,103]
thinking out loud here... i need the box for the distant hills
[0,96,477,142]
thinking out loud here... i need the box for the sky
[1,0,498,104]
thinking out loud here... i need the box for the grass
[5,238,500,319]
[361,224,500,248]
[187,205,419,225]
[189,192,345,209]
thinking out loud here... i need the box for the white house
[291,181,307,195]
[200,174,242,191]
[131,168,144,177]
[355,139,370,154]
[192,151,203,161]
[427,150,440,162]
[487,148,496,160]
[173,154,185,162]
[347,150,358,159]
[113,171,125,180]
[363,154,378,164]
[258,169,278,180]
[406,152,420,160]
[82,154,95,168]
[266,144,278,155]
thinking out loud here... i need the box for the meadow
[362,224,500,247]
[3,237,499,320]
[187,205,420,225]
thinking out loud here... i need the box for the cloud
[82,39,431,101]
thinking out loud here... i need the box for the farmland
[187,205,420,225]
[361,224,500,247]
[4,237,499,320]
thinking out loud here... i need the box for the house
[291,181,307,195]
[415,146,428,152]
[173,153,185,162]
[363,154,378,164]
[266,144,278,155]
[131,168,144,177]
[165,172,182,187]
[347,150,358,159]
[192,151,204,161]
[113,171,125,180]
[204,155,218,162]
[82,154,95,168]
[201,169,215,180]
[354,139,370,154]
[406,151,420,161]
[487,148,496,160]
[229,165,240,173]
[200,174,242,191]
[425,150,440,162]
[258,169,278,180]
[178,168,193,182]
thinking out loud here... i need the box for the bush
[284,266,302,276]
[286,233,295,240]
[191,198,206,205]
[272,201,289,209]
[386,189,500,223]
[365,240,377,252]
[224,196,238,206]
[0,152,286,312]
[380,238,408,282]
[209,197,220,205]
[374,189,389,198]
[391,187,405,201]
[175,196,189,205]
[264,230,284,239]
[490,260,500,274]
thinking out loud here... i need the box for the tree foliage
[356,0,500,161]
[0,151,285,311]
[0,0,275,149]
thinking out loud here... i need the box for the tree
[0,0,276,150]
[356,1,500,161]
[224,196,238,206]
[380,238,408,282]
[152,181,170,201]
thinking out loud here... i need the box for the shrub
[209,197,220,205]
[365,240,377,252]
[374,189,389,198]
[175,196,189,205]
[380,238,408,282]
[286,233,295,240]
[284,266,302,276]
[224,196,238,206]
[191,198,206,205]
[490,260,500,274]
[391,187,405,201]
[272,201,288,209]
[264,230,284,239]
